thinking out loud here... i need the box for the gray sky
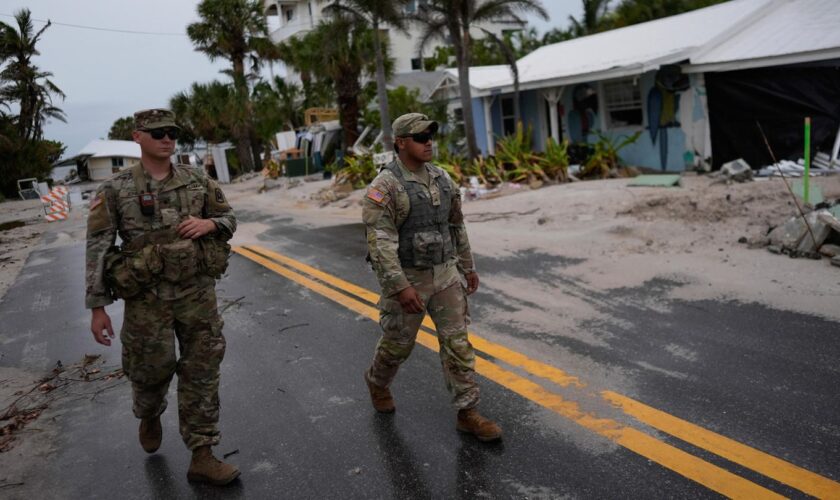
[4,0,580,158]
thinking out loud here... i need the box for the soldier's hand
[177,216,217,239]
[397,286,425,314]
[91,307,115,346]
[465,271,480,295]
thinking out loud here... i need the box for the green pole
[804,117,811,203]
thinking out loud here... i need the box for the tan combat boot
[138,416,162,453]
[365,378,395,413]
[187,446,241,485]
[457,408,502,442]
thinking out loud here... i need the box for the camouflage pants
[120,285,226,450]
[366,278,479,410]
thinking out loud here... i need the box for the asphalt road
[0,212,838,499]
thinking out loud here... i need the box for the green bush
[581,130,641,179]
[334,153,377,189]
[540,137,570,182]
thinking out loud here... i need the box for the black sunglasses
[145,127,180,140]
[403,131,435,144]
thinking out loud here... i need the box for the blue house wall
[484,90,544,155]
[474,70,708,171]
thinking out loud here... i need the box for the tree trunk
[250,129,263,171]
[483,29,521,130]
[454,27,480,159]
[373,19,393,152]
[232,57,255,173]
[336,69,361,151]
[234,127,252,176]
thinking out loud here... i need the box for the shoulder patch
[215,188,225,204]
[366,188,387,205]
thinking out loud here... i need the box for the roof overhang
[685,47,840,73]
[468,52,692,97]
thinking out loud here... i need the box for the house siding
[88,157,140,181]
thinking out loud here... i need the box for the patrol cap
[134,108,180,130]
[392,113,438,136]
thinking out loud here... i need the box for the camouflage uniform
[85,110,236,451]
[363,153,480,410]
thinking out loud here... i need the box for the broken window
[603,78,643,128]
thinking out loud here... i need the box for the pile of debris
[757,153,837,178]
[765,200,840,266]
[1,355,124,452]
[710,159,754,184]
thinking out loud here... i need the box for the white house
[444,0,840,171]
[55,140,142,182]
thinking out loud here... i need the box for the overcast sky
[3,1,580,158]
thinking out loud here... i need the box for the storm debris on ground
[0,355,125,453]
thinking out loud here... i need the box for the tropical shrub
[581,130,641,179]
[333,153,377,189]
[433,143,466,185]
[494,123,545,183]
[539,137,569,182]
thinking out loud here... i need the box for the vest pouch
[104,246,161,299]
[198,238,231,278]
[158,238,199,282]
[412,231,444,268]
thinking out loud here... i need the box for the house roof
[77,140,141,159]
[388,71,449,102]
[449,0,840,96]
[686,0,840,72]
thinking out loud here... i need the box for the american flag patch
[366,188,386,204]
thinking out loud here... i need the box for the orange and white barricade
[41,186,71,222]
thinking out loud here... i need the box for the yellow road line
[245,244,583,389]
[233,246,784,499]
[238,245,840,499]
[603,391,840,499]
[247,244,380,304]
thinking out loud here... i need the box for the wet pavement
[0,213,838,498]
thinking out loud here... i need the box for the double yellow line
[234,244,840,499]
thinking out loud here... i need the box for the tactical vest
[104,164,228,299]
[386,162,455,269]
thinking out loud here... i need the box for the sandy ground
[0,199,51,301]
[226,172,840,322]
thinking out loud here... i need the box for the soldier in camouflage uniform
[363,113,502,442]
[86,109,240,484]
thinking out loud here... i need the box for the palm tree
[170,81,239,146]
[187,0,281,172]
[0,9,66,141]
[252,76,302,140]
[415,0,547,159]
[277,35,320,110]
[108,116,135,141]
[480,29,520,129]
[292,17,379,150]
[323,0,409,152]
[569,0,611,36]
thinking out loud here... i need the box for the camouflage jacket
[362,159,475,298]
[85,163,236,309]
